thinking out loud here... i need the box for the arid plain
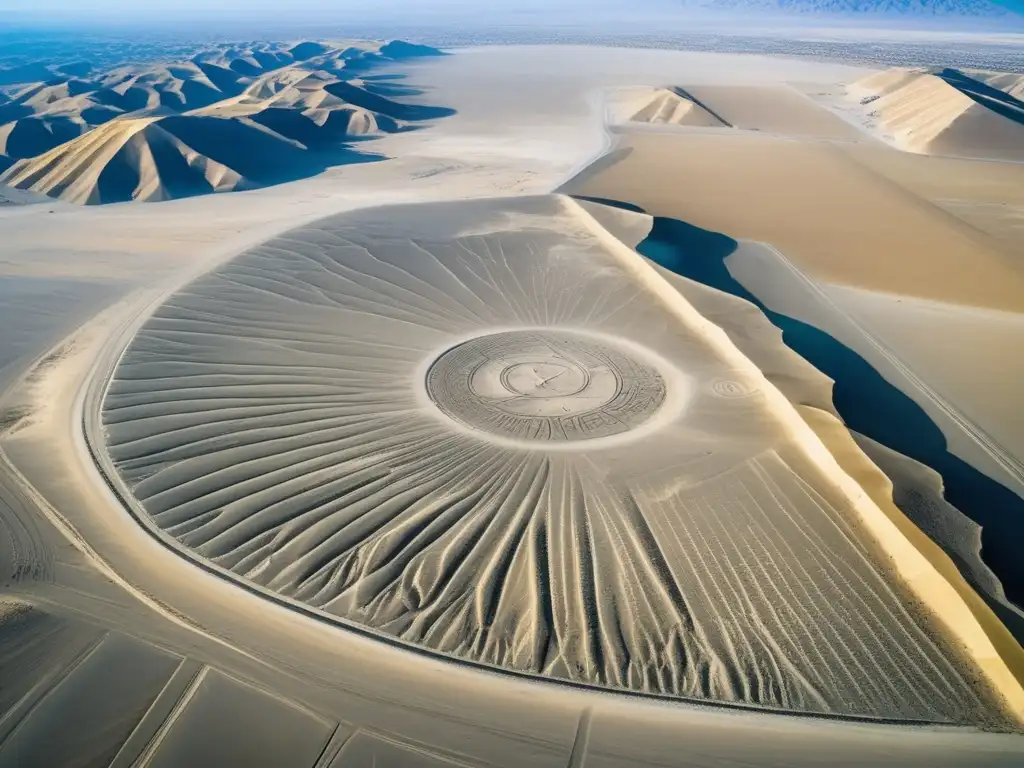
[2,41,1024,767]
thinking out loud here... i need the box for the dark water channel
[575,196,1024,640]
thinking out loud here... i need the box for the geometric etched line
[135,668,334,768]
[312,721,357,768]
[332,730,483,767]
[109,659,205,768]
[131,665,210,768]
[566,707,593,768]
[0,629,107,747]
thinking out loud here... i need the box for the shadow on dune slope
[576,195,1024,641]
[324,81,456,122]
[162,115,386,183]
[937,68,1024,127]
[0,40,453,203]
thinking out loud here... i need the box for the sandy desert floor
[2,44,1024,766]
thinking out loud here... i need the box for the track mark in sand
[132,668,334,768]
[312,722,357,768]
[0,475,54,587]
[109,659,205,768]
[331,730,481,767]
[130,665,208,768]
[95,196,1005,723]
[566,708,592,768]
[0,617,107,746]
[711,379,755,399]
[0,628,181,767]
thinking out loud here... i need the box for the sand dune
[613,87,728,127]
[0,114,382,204]
[977,71,1024,100]
[1,116,246,204]
[848,67,1024,160]
[3,43,1024,764]
[563,130,1024,311]
[93,194,1019,724]
[684,84,862,139]
[0,40,449,203]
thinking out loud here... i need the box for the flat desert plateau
[2,41,1024,767]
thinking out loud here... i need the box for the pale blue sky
[1,0,619,17]
[1,0,668,29]
[2,0,1019,26]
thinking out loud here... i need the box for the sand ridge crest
[0,40,451,204]
[621,87,729,128]
[847,66,1024,160]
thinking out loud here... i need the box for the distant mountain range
[0,40,451,204]
[678,0,1022,16]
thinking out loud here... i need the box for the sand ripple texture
[99,195,995,722]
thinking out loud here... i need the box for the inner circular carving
[712,379,754,398]
[426,330,667,442]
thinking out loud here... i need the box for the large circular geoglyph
[93,197,997,723]
[425,329,666,444]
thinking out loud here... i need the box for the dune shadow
[360,81,429,99]
[0,101,31,125]
[575,197,1024,638]
[324,81,455,122]
[38,115,389,205]
[358,73,410,82]
[0,62,56,86]
[4,116,82,159]
[936,68,1024,127]
[192,61,248,96]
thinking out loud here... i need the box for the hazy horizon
[3,0,1023,29]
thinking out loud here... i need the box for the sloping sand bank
[607,86,727,128]
[93,194,1020,724]
[847,67,1024,160]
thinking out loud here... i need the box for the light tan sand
[720,240,1024,698]
[721,240,1024,500]
[852,432,1021,625]
[564,118,1024,713]
[84,193,1021,723]
[3,46,1024,764]
[606,86,727,128]
[823,286,1024,467]
[846,68,1024,161]
[682,84,863,139]
[575,197,654,247]
[563,130,1024,312]
[975,70,1024,100]
[837,143,1024,258]
[652,245,1024,711]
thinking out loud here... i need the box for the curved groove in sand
[85,194,1020,725]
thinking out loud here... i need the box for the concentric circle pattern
[426,330,666,443]
[96,197,995,723]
